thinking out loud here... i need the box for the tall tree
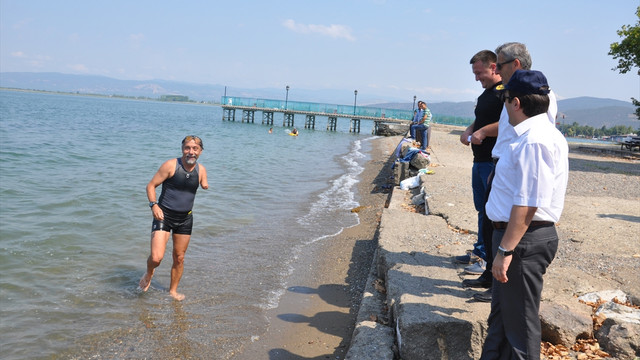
[609,6,640,120]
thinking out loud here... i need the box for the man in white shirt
[491,43,558,160]
[480,70,569,360]
[465,42,560,303]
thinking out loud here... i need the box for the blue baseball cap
[505,70,550,95]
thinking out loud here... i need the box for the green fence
[221,96,414,120]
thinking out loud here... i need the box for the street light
[412,95,417,111]
[285,85,290,110]
[353,90,358,116]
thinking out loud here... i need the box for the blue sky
[1,0,638,104]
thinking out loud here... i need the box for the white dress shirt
[492,90,558,160]
[486,111,569,223]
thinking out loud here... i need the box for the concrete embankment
[346,126,640,359]
[346,126,491,359]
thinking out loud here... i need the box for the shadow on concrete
[385,250,484,303]
[597,213,640,223]
[267,348,342,360]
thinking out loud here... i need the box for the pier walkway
[220,96,414,134]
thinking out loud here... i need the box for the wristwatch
[149,201,158,208]
[497,245,514,257]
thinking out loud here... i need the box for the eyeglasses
[498,91,515,103]
[496,58,515,71]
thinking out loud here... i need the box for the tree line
[557,122,638,138]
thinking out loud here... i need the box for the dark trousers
[481,168,495,276]
[410,124,429,149]
[471,161,494,260]
[480,224,558,360]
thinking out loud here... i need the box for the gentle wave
[0,90,374,359]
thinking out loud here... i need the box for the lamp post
[285,85,290,110]
[353,90,358,116]
[412,95,417,111]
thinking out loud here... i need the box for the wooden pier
[221,104,411,134]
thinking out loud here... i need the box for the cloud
[282,19,356,41]
[129,33,145,49]
[16,53,52,68]
[130,33,145,41]
[68,64,89,73]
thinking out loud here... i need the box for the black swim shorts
[151,207,193,235]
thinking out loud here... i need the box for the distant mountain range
[1,72,637,129]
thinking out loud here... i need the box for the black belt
[492,221,554,230]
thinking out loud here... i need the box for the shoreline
[233,136,397,359]
[231,126,640,359]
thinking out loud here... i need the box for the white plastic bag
[399,175,420,190]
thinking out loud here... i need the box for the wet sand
[234,136,399,359]
[233,129,640,359]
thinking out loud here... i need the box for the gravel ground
[549,146,640,299]
[549,145,640,300]
[423,127,640,302]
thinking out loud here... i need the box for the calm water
[0,90,375,359]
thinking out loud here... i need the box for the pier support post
[262,111,274,125]
[373,121,380,135]
[305,115,316,129]
[283,112,294,127]
[242,110,255,123]
[327,116,337,131]
[223,108,236,121]
[350,118,361,133]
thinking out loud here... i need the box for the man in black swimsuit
[139,135,209,301]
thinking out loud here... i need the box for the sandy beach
[234,127,640,359]
[234,136,397,359]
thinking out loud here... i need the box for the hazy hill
[1,72,637,129]
[375,97,637,129]
[0,72,225,102]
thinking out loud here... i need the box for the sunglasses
[496,58,515,71]
[182,135,203,149]
[498,91,516,103]
[184,135,201,142]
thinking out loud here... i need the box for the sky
[1,0,638,104]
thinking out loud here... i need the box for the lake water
[0,90,375,359]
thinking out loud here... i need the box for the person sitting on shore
[409,101,424,139]
[410,101,432,151]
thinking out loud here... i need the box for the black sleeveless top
[158,158,199,213]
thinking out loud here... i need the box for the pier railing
[221,96,414,120]
[220,96,474,133]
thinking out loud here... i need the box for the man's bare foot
[169,291,185,301]
[138,271,153,292]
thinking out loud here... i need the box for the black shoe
[473,289,492,302]
[454,253,480,264]
[462,276,492,288]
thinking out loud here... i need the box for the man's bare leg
[138,268,154,292]
[139,231,171,291]
[169,234,191,300]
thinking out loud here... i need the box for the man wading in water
[139,135,209,301]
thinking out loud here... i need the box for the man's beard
[185,156,197,165]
